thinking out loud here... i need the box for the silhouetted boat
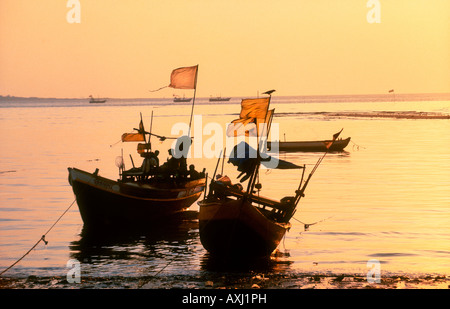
[68,167,205,226]
[89,95,106,104]
[198,91,340,257]
[268,137,351,152]
[68,114,205,227]
[173,95,192,102]
[209,96,231,102]
[72,65,206,228]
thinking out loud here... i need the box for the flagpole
[188,65,199,138]
[247,91,273,198]
[140,112,146,144]
[149,110,154,149]
[294,128,343,206]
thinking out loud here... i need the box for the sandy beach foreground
[1,273,449,289]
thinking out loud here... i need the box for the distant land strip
[326,111,450,119]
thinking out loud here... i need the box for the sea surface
[0,93,449,289]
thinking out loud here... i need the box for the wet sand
[1,273,449,289]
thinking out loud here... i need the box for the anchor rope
[0,198,77,276]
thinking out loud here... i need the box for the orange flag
[169,65,198,89]
[121,133,145,142]
[226,97,270,137]
[121,119,145,142]
[324,129,343,149]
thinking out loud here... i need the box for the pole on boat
[188,65,199,138]
[139,112,146,144]
[245,90,275,199]
[149,110,154,148]
[294,128,344,206]
[211,149,223,181]
[207,150,223,198]
[220,147,226,176]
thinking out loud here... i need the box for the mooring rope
[137,257,176,289]
[0,198,77,276]
[350,139,365,151]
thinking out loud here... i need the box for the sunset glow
[1,0,449,98]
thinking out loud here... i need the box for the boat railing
[209,180,296,222]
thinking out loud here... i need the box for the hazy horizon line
[1,92,450,101]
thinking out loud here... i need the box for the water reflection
[200,250,293,273]
[69,219,199,267]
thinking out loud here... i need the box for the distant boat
[268,137,351,152]
[89,95,106,104]
[173,95,192,102]
[209,96,231,102]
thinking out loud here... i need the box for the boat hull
[173,98,192,102]
[198,198,290,257]
[68,167,205,227]
[209,97,231,102]
[268,137,351,152]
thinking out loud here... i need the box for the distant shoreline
[1,93,450,104]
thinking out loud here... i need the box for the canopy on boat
[228,141,303,171]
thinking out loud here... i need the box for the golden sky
[0,0,449,98]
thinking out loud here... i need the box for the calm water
[0,94,449,286]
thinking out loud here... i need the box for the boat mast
[148,110,154,149]
[245,90,274,199]
[188,66,199,138]
[293,129,344,206]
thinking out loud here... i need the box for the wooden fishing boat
[199,178,296,257]
[89,95,107,104]
[68,167,205,227]
[268,137,351,152]
[71,66,206,228]
[199,91,340,257]
[68,113,205,227]
[173,95,192,102]
[209,96,231,102]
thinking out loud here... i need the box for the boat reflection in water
[200,249,293,273]
[69,219,200,274]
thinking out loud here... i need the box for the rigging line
[137,257,176,289]
[148,85,168,93]
[0,198,77,277]
[350,140,365,151]
[292,216,334,231]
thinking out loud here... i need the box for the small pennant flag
[121,133,145,142]
[121,119,145,142]
[324,128,343,149]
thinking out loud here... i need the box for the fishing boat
[68,115,206,227]
[71,65,205,227]
[198,90,343,257]
[268,137,351,152]
[173,94,192,102]
[209,96,231,102]
[89,95,107,104]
